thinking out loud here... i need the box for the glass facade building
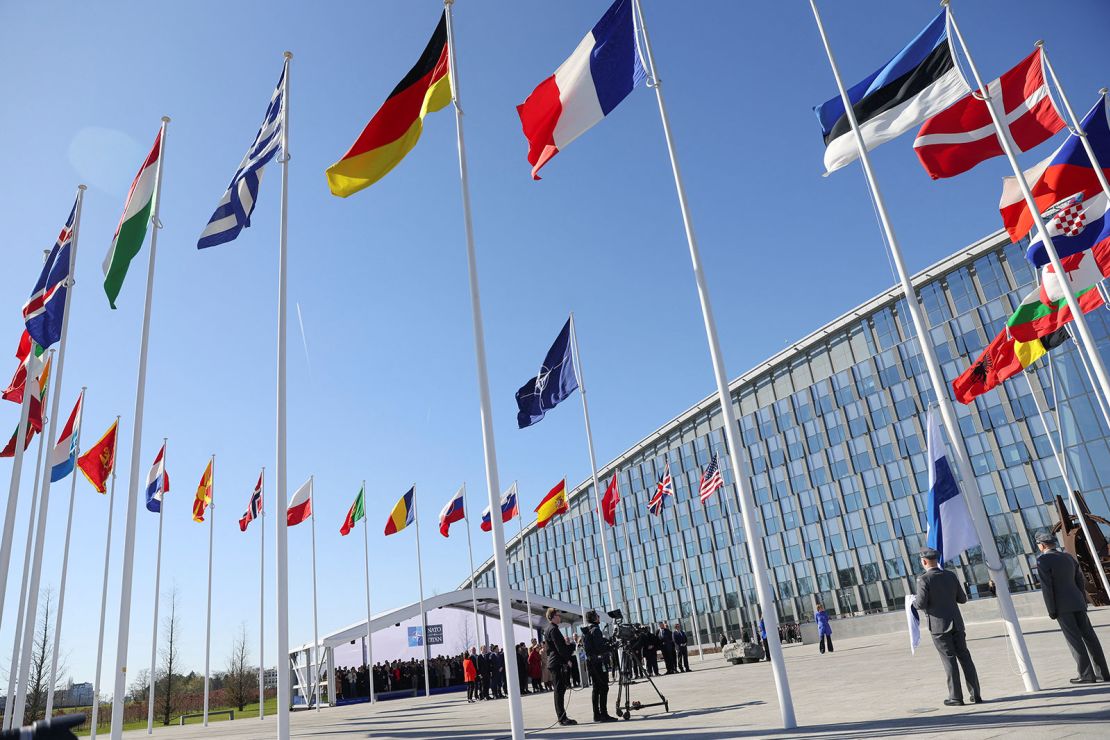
[468,229,1110,643]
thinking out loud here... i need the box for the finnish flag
[925,408,979,564]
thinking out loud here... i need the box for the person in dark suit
[642,629,660,676]
[674,623,691,672]
[475,645,491,700]
[1035,532,1109,683]
[489,646,505,698]
[659,622,676,674]
[914,547,981,706]
[543,608,577,726]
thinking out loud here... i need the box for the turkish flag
[600,473,620,527]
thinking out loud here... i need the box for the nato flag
[516,318,579,428]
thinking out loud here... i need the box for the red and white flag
[698,453,724,505]
[914,49,1065,179]
[287,477,312,527]
[600,473,620,527]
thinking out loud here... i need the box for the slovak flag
[481,484,520,532]
[49,391,83,483]
[925,408,979,564]
[516,0,646,179]
[439,485,466,538]
[145,442,170,513]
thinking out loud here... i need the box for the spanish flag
[193,460,213,523]
[76,420,118,494]
[326,12,452,197]
[535,479,569,529]
[385,486,416,536]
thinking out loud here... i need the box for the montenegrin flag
[341,485,366,537]
[288,477,313,527]
[535,479,569,529]
[385,486,416,536]
[77,420,118,494]
[325,12,451,197]
[193,459,213,523]
[104,128,162,309]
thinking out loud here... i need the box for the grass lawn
[74,698,279,736]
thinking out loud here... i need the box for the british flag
[647,464,673,516]
[239,471,265,532]
[698,453,724,504]
[23,201,77,350]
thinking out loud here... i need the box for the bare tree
[157,587,182,726]
[454,617,476,655]
[127,668,150,704]
[224,623,256,711]
[24,589,64,724]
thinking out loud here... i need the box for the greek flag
[197,64,286,249]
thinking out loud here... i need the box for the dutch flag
[925,408,979,564]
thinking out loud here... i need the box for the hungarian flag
[914,49,1065,179]
[600,473,619,527]
[1007,284,1104,343]
[77,420,118,494]
[341,486,366,536]
[535,479,569,529]
[953,327,1069,404]
[384,486,416,536]
[326,12,451,197]
[192,459,213,523]
[288,477,313,527]
[104,128,162,308]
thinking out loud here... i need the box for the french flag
[925,408,979,564]
[145,442,170,513]
[439,485,466,538]
[516,0,646,179]
[481,484,520,532]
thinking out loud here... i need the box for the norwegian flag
[647,464,673,517]
[239,471,265,532]
[698,453,724,505]
[23,201,77,350]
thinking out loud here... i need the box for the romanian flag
[193,460,213,523]
[953,327,1069,404]
[385,486,416,536]
[535,479,569,529]
[77,420,118,494]
[325,12,452,197]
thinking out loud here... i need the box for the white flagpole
[309,476,320,710]
[145,439,168,735]
[620,501,640,623]
[809,0,1038,693]
[90,418,120,740]
[441,2,523,735]
[679,558,705,661]
[14,183,87,724]
[3,364,50,731]
[361,480,375,704]
[203,455,215,726]
[0,356,38,640]
[632,0,796,725]
[461,483,481,653]
[412,491,431,698]
[275,51,293,740]
[516,504,535,636]
[111,115,171,739]
[259,468,266,719]
[567,313,617,612]
[713,451,753,641]
[45,386,87,718]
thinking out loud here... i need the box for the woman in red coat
[463,650,478,703]
[527,641,543,693]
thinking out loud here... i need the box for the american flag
[239,471,265,532]
[698,453,724,504]
[647,464,673,516]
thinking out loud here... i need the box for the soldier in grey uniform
[914,547,982,706]
[1035,532,1109,683]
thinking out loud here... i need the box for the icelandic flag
[515,318,579,429]
[439,485,466,538]
[49,392,83,482]
[481,484,520,532]
[925,408,978,564]
[516,0,646,179]
[23,201,77,350]
[145,442,170,513]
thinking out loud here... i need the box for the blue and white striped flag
[198,63,286,249]
[925,408,979,564]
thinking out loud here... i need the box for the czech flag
[439,485,465,537]
[535,479,569,529]
[516,0,645,179]
[385,486,416,536]
[145,441,170,513]
[481,484,520,532]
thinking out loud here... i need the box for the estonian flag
[814,10,969,174]
[925,408,978,565]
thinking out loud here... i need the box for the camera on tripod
[606,609,670,720]
[607,608,650,652]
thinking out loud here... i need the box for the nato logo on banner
[407,625,443,647]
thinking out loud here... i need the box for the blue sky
[1,0,1108,688]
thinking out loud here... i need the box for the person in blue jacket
[759,618,769,661]
[816,604,833,654]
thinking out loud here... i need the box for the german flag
[326,12,452,197]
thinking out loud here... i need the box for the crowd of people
[333,655,468,700]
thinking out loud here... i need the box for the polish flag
[287,477,313,527]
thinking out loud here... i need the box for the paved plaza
[123,609,1110,739]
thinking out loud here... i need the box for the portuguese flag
[953,327,1069,404]
[340,486,366,536]
[1007,284,1103,343]
[325,12,452,197]
[104,129,163,308]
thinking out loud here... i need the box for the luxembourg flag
[145,442,170,513]
[49,391,83,483]
[925,408,979,564]
[516,0,646,179]
[439,485,466,538]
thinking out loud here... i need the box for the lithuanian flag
[953,327,1069,404]
[326,12,452,197]
[535,479,569,529]
[385,486,416,536]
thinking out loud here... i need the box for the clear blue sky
[1,0,1107,688]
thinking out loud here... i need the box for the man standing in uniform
[659,621,676,674]
[582,610,618,723]
[914,547,981,706]
[674,623,691,672]
[543,608,577,726]
[1036,532,1109,683]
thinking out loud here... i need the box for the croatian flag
[439,485,466,538]
[481,484,520,532]
[145,442,170,513]
[925,408,978,564]
[516,0,646,179]
[49,391,83,483]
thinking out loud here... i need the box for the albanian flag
[953,327,1069,404]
